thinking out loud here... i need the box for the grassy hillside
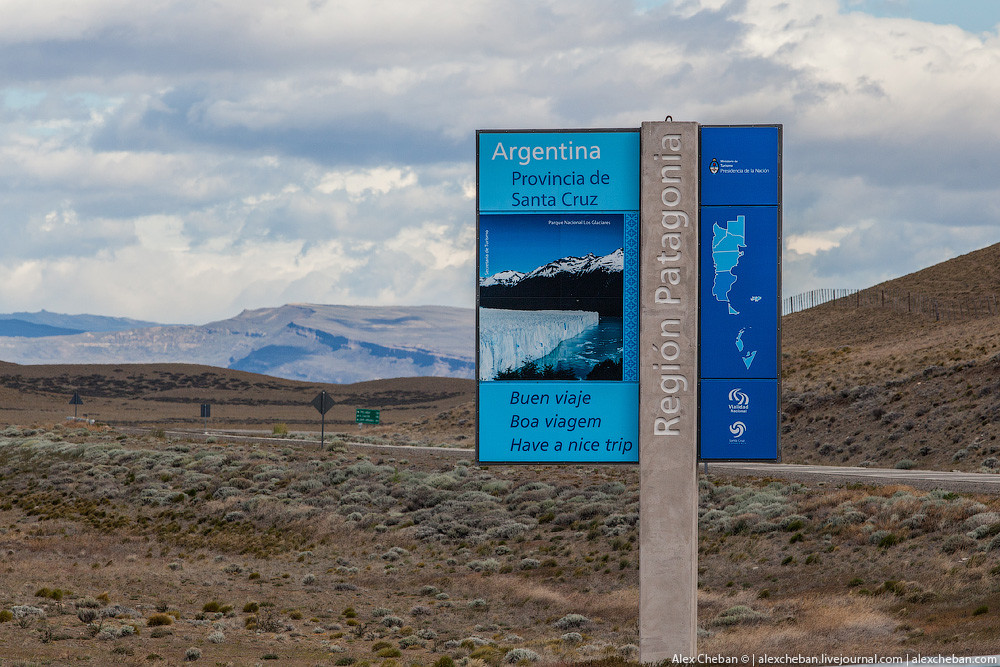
[782,243,1000,472]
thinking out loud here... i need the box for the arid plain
[5,245,1000,664]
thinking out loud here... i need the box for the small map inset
[711,214,746,315]
[736,328,756,370]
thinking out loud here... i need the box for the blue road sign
[699,125,781,461]
[477,129,640,464]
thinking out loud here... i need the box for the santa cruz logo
[728,387,749,414]
[729,421,747,438]
[709,158,719,174]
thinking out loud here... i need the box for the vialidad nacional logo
[728,387,749,414]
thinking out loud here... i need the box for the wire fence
[782,287,1000,321]
[782,289,859,316]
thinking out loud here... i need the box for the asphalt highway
[120,426,1000,494]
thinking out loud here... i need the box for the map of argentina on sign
[700,205,778,379]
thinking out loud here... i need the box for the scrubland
[4,422,1000,665]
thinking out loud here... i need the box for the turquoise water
[533,317,623,380]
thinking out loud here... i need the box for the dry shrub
[147,613,173,627]
[702,594,896,656]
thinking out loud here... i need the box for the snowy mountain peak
[481,248,623,288]
[479,270,525,287]
[524,248,623,281]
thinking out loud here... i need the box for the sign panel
[698,125,781,461]
[200,404,211,419]
[356,408,380,425]
[700,126,780,206]
[311,391,334,415]
[699,379,778,460]
[699,205,779,379]
[477,129,640,464]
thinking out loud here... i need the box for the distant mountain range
[479,248,624,316]
[0,311,161,338]
[0,304,473,383]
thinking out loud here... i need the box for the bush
[711,605,767,626]
[77,608,99,624]
[147,613,174,627]
[0,610,12,623]
[467,558,500,573]
[553,613,589,629]
[869,531,900,548]
[185,646,202,661]
[504,648,540,663]
[942,534,976,554]
[895,459,916,470]
[272,424,289,436]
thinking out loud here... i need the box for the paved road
[708,461,1000,494]
[119,426,1000,494]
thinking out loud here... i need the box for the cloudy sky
[1,0,998,324]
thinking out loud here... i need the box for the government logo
[728,387,749,414]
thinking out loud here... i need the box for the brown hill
[781,241,1000,471]
[0,361,474,443]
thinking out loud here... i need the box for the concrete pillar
[638,120,700,661]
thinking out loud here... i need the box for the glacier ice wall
[479,308,598,380]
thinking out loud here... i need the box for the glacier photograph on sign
[479,213,626,382]
[477,130,639,464]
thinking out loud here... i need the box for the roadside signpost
[200,403,211,433]
[69,391,83,419]
[475,120,781,661]
[311,390,335,449]
[355,408,380,425]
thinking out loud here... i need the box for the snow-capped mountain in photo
[480,248,623,287]
[479,248,624,316]
[522,248,624,281]
[479,270,525,287]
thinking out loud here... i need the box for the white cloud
[315,167,418,200]
[0,0,998,323]
[786,225,859,256]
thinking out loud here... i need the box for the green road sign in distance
[356,409,380,424]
